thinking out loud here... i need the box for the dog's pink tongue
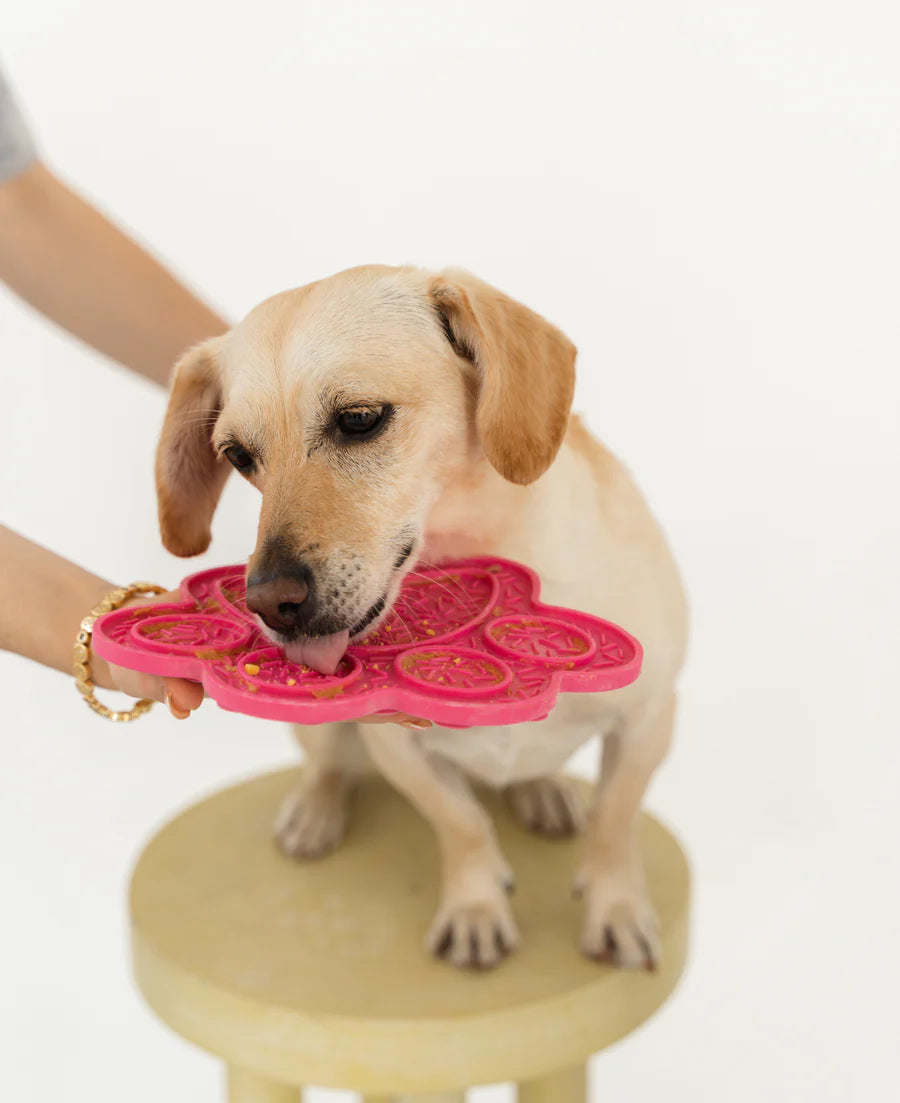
[284,630,350,676]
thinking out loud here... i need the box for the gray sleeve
[0,67,38,184]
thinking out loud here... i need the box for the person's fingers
[108,665,165,702]
[163,677,204,713]
[360,711,432,728]
[107,664,204,719]
[164,691,192,720]
[399,715,432,730]
[107,594,204,715]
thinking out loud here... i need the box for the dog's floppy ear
[429,269,576,485]
[155,336,229,557]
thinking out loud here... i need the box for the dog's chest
[417,697,612,788]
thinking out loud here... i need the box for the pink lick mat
[92,557,642,727]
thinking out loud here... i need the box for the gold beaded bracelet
[74,582,166,722]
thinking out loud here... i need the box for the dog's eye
[223,444,255,472]
[335,406,389,440]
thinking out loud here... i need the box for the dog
[155,265,687,970]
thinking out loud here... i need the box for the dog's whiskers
[404,567,480,616]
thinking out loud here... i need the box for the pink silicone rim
[91,555,644,728]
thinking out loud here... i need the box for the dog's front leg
[575,693,676,970]
[359,724,518,969]
[276,721,368,859]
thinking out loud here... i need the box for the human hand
[91,589,204,720]
[356,712,432,730]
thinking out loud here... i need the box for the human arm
[0,162,225,386]
[0,527,431,726]
[0,525,202,716]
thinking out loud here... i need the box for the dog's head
[156,265,575,670]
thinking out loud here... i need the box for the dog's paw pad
[506,776,586,838]
[274,784,348,859]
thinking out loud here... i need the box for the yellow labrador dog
[156,265,687,971]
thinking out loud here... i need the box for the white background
[2,2,898,1100]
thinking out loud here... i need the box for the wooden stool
[130,770,689,1101]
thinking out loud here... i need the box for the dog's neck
[422,439,590,571]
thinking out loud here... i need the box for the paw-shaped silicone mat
[92,558,642,727]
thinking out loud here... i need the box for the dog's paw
[427,892,519,970]
[427,855,518,970]
[574,867,661,970]
[506,776,585,838]
[274,780,348,860]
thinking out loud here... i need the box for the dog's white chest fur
[417,698,608,788]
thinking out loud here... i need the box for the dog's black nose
[245,575,310,634]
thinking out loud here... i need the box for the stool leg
[518,1064,586,1102]
[362,1094,465,1102]
[226,1065,299,1103]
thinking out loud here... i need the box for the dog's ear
[429,269,576,485]
[155,337,229,557]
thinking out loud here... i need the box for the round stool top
[131,770,690,1094]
